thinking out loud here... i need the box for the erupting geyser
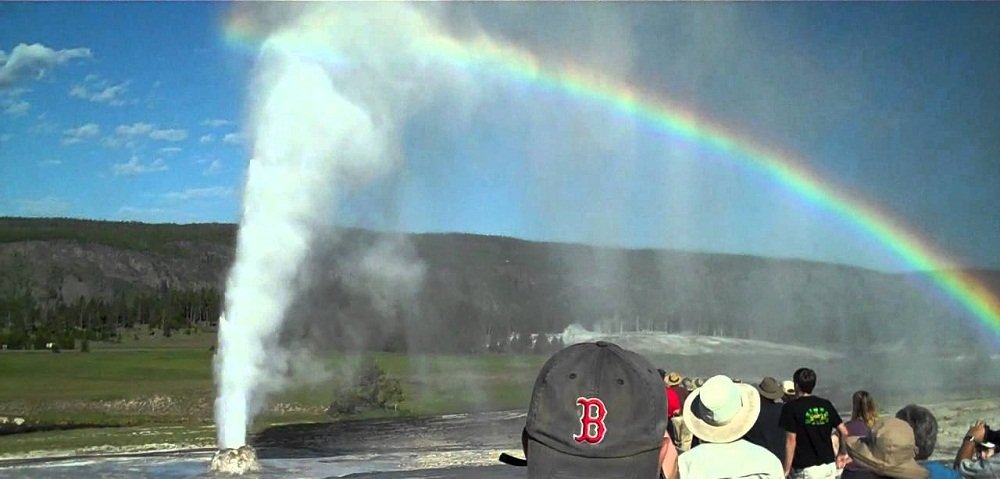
[212,4,455,473]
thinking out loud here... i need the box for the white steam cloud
[213,4,473,449]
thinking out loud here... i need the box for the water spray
[210,4,457,473]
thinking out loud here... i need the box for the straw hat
[782,380,795,396]
[682,375,760,444]
[757,377,784,401]
[846,418,929,479]
[665,371,683,387]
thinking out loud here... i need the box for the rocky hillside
[0,217,996,353]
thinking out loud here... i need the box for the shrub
[81,338,90,353]
[327,359,405,416]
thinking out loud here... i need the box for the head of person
[846,418,929,479]
[792,367,817,395]
[694,377,705,389]
[756,376,784,403]
[665,371,683,387]
[682,377,695,392]
[523,341,672,478]
[894,404,938,460]
[781,380,796,400]
[852,390,879,429]
[682,375,761,444]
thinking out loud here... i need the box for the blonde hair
[851,390,879,429]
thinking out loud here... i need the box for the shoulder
[923,461,960,479]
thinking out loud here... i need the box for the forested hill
[0,217,996,353]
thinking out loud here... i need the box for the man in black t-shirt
[779,368,849,479]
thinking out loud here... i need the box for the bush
[327,359,405,416]
[81,338,90,353]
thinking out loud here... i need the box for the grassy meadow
[0,336,549,458]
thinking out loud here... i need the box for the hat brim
[757,386,783,401]
[682,384,760,444]
[666,378,682,387]
[845,437,929,479]
[526,437,662,479]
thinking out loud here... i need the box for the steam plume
[213,4,444,448]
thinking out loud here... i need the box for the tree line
[0,288,222,350]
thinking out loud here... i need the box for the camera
[986,424,1000,445]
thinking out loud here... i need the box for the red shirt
[665,386,681,417]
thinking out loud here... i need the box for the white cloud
[149,128,188,142]
[3,99,29,116]
[163,186,233,201]
[0,43,92,89]
[39,159,62,166]
[158,147,183,155]
[222,132,244,145]
[201,119,233,128]
[70,80,129,105]
[115,122,154,136]
[61,123,101,144]
[105,122,187,148]
[203,159,223,175]
[112,156,168,176]
[16,196,71,216]
[199,134,214,144]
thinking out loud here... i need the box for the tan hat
[682,375,760,444]
[846,418,929,479]
[665,371,683,387]
[757,377,784,401]
[782,380,795,395]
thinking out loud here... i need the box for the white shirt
[679,439,785,479]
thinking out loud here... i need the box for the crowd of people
[513,341,1000,479]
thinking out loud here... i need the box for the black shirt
[744,397,786,464]
[779,395,843,469]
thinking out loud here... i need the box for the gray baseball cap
[523,341,667,478]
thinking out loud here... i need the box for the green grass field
[0,344,548,457]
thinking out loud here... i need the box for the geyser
[212,3,470,461]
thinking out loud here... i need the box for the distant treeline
[0,287,221,350]
[0,217,234,255]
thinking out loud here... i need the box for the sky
[0,2,997,272]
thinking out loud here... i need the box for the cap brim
[682,384,760,444]
[526,438,662,479]
[845,437,929,479]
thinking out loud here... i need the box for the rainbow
[224,12,1000,342]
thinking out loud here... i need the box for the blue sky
[1,3,997,272]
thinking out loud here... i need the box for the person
[780,368,849,479]
[667,371,689,414]
[677,375,784,479]
[846,391,879,436]
[782,380,797,403]
[520,341,678,478]
[844,417,929,479]
[743,376,787,464]
[953,420,1000,478]
[841,391,880,473]
[895,404,958,479]
[665,371,690,453]
[682,377,696,393]
[656,369,681,418]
